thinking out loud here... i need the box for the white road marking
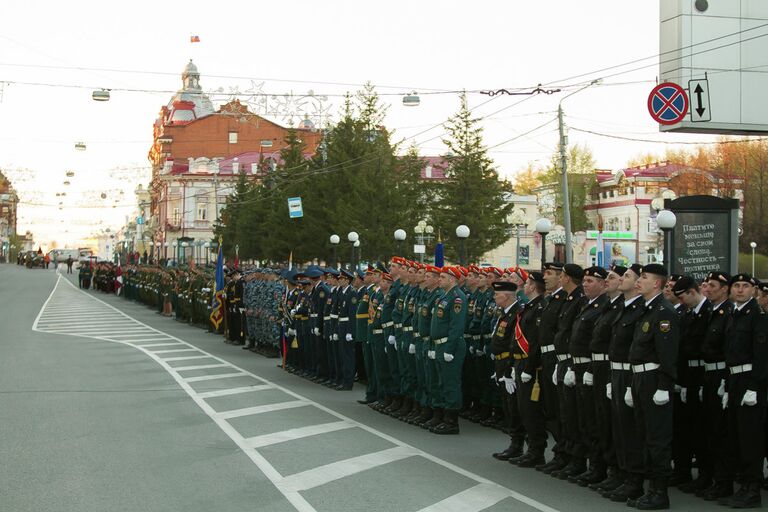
[197,384,272,399]
[173,363,230,372]
[183,372,247,383]
[139,342,185,348]
[244,421,353,449]
[277,446,416,492]
[33,275,562,512]
[162,355,212,362]
[416,482,511,512]
[151,348,202,354]
[214,400,309,420]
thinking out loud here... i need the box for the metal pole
[559,104,573,264]
[350,244,355,269]
[540,234,547,271]
[515,226,521,267]
[459,239,466,266]
[332,246,337,269]
[419,234,424,264]
[664,228,672,272]
[752,246,756,275]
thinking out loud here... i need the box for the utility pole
[558,104,573,264]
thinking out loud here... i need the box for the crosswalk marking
[151,348,201,354]
[415,483,511,512]
[244,421,353,449]
[139,342,184,348]
[173,363,230,372]
[197,384,272,399]
[162,355,211,362]
[277,446,416,492]
[215,400,308,420]
[183,372,247,383]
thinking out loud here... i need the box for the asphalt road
[0,264,730,512]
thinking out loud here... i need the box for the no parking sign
[648,82,688,125]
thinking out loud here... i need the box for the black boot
[699,480,732,501]
[590,467,623,492]
[720,482,761,508]
[480,406,502,427]
[537,454,568,474]
[606,476,644,502]
[634,479,669,510]
[431,409,460,435]
[404,402,421,422]
[390,396,412,418]
[552,458,586,480]
[516,452,546,468]
[573,465,607,486]
[469,404,491,423]
[422,408,443,429]
[414,406,433,426]
[678,474,712,494]
[493,440,521,461]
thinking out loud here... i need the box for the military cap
[324,268,340,277]
[356,269,366,280]
[610,265,627,276]
[515,268,529,282]
[442,266,463,280]
[390,256,406,265]
[730,273,757,286]
[528,271,545,284]
[706,271,731,284]
[491,281,518,292]
[381,272,393,282]
[642,263,668,277]
[672,275,696,296]
[487,267,504,277]
[669,273,683,282]
[426,265,442,275]
[563,263,585,279]
[458,266,469,277]
[627,263,644,277]
[468,265,482,275]
[543,262,564,271]
[365,265,376,275]
[297,279,311,286]
[584,266,608,279]
[375,262,389,274]
[303,267,323,278]
[339,268,354,280]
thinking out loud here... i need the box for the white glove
[742,390,758,406]
[552,364,558,386]
[393,341,398,351]
[428,350,435,360]
[606,382,612,400]
[489,353,495,361]
[332,333,339,341]
[387,335,396,345]
[345,333,353,342]
[680,387,687,404]
[491,372,497,382]
[717,379,725,397]
[722,392,728,410]
[624,387,634,408]
[583,371,594,386]
[312,327,320,336]
[469,346,475,355]
[290,308,297,316]
[698,386,703,402]
[520,372,532,383]
[287,328,296,337]
[564,368,576,387]
[443,352,454,362]
[653,389,670,405]
[476,348,485,356]
[501,376,516,394]
[408,343,416,354]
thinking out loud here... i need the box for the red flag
[115,263,123,296]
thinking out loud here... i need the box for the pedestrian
[66,256,74,274]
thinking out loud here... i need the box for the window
[197,203,208,221]
[232,161,240,174]
[172,207,180,225]
[228,132,238,144]
[625,217,632,231]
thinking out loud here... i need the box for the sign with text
[666,196,739,281]
[287,197,303,218]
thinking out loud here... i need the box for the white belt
[338,317,349,322]
[541,345,555,354]
[573,356,591,364]
[705,361,726,371]
[611,362,631,371]
[464,334,472,339]
[382,321,393,328]
[372,329,383,334]
[423,336,430,341]
[310,314,318,318]
[632,362,660,373]
[556,353,571,362]
[483,334,493,340]
[472,335,481,340]
[687,359,705,367]
[394,323,403,328]
[403,326,413,332]
[730,364,752,375]
[592,353,608,361]
[434,337,448,345]
[329,314,339,319]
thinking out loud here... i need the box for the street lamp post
[656,209,677,269]
[329,234,340,268]
[750,241,757,275]
[413,220,434,263]
[455,225,470,266]
[535,218,552,270]
[204,242,210,265]
[394,229,406,256]
[354,240,360,268]
[181,241,189,264]
[172,241,178,265]
[163,242,169,262]
[348,231,359,269]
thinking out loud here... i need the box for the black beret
[491,281,518,292]
[543,262,564,271]
[706,271,731,285]
[671,276,696,296]
[730,273,757,286]
[584,266,608,279]
[669,274,683,282]
[528,271,545,284]
[757,279,768,293]
[627,263,644,277]
[563,263,584,279]
[642,263,668,277]
[610,265,627,277]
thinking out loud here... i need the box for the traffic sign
[287,197,303,218]
[688,79,711,122]
[136,216,144,225]
[648,82,689,125]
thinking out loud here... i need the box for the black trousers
[558,363,584,459]
[516,363,547,455]
[575,364,600,466]
[495,359,524,444]
[632,370,673,481]
[673,366,707,477]
[611,369,644,477]
[340,338,355,387]
[541,352,563,456]
[727,372,766,484]
[592,360,615,468]
[703,368,733,483]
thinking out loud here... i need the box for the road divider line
[244,421,353,449]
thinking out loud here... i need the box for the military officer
[356,267,377,404]
[335,269,356,390]
[412,265,444,427]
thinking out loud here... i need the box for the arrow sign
[688,79,711,122]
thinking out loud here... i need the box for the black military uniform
[721,274,768,508]
[336,270,357,390]
[628,264,679,509]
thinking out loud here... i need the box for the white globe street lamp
[751,241,757,275]
[536,218,553,269]
[656,210,677,267]
[455,225,470,265]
